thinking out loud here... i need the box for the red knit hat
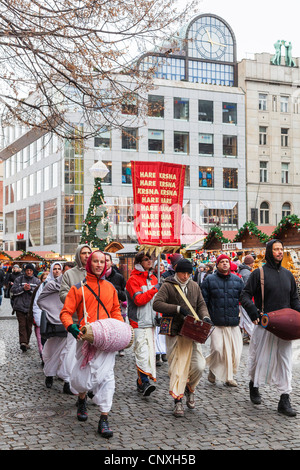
[216,254,230,265]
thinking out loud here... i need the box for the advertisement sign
[131,161,186,246]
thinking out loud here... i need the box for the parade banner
[131,161,186,246]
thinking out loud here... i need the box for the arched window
[282,202,291,218]
[260,201,269,224]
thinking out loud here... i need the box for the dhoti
[134,327,156,381]
[166,335,206,400]
[206,326,243,382]
[248,325,293,395]
[43,333,77,390]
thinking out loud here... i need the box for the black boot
[77,397,88,421]
[249,380,261,405]
[98,416,113,438]
[63,382,74,395]
[278,394,297,417]
[45,376,53,389]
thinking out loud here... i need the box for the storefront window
[199,167,214,188]
[29,204,41,245]
[122,162,132,184]
[16,209,26,232]
[223,168,238,189]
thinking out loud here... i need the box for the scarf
[174,273,189,295]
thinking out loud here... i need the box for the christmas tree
[80,177,113,250]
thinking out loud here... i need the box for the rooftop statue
[271,40,296,67]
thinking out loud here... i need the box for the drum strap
[81,281,110,322]
[259,267,264,313]
[174,284,200,321]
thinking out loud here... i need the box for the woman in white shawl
[37,262,77,395]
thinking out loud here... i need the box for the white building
[1,14,246,255]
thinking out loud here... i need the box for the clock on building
[195,24,228,60]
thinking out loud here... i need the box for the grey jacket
[59,244,91,303]
[11,273,40,314]
[38,274,64,325]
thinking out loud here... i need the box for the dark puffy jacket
[105,267,126,301]
[201,271,244,326]
[11,273,40,313]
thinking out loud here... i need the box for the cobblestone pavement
[1,296,300,453]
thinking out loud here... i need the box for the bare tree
[0,0,198,141]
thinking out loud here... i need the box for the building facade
[238,51,300,226]
[1,14,246,255]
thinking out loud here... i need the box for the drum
[80,318,134,351]
[261,308,300,340]
[179,316,214,344]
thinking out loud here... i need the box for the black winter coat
[10,273,40,313]
[240,239,300,321]
[105,267,126,302]
[201,271,244,326]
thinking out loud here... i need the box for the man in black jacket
[11,263,40,352]
[240,239,300,417]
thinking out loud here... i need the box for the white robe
[43,333,77,389]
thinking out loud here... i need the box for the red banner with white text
[131,161,186,246]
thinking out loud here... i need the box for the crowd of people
[2,238,300,439]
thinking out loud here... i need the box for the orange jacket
[60,272,123,330]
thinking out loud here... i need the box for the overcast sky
[188,0,300,61]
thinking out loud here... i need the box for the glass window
[37,170,42,194]
[5,212,14,234]
[260,161,268,183]
[184,166,190,187]
[260,201,269,224]
[122,128,138,150]
[259,126,267,145]
[148,129,164,153]
[282,202,291,218]
[174,97,189,120]
[100,160,112,184]
[52,162,58,188]
[222,102,237,124]
[44,166,50,191]
[281,128,289,147]
[198,100,213,122]
[174,131,189,154]
[29,204,41,245]
[94,128,111,149]
[148,95,164,118]
[223,135,237,157]
[16,208,26,232]
[280,96,289,113]
[44,199,57,245]
[259,93,268,111]
[199,166,214,188]
[22,177,27,199]
[223,168,238,189]
[122,162,132,184]
[281,163,289,184]
[29,173,36,196]
[121,93,138,115]
[199,133,213,155]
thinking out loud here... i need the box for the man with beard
[240,239,300,417]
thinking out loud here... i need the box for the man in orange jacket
[60,250,123,438]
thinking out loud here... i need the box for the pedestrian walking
[126,251,159,397]
[201,254,244,387]
[161,253,183,279]
[153,260,167,366]
[60,250,124,438]
[11,263,40,352]
[240,239,300,417]
[59,244,91,303]
[153,258,211,417]
[31,271,49,362]
[38,262,76,395]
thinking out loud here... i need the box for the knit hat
[169,253,183,267]
[244,255,255,265]
[175,258,193,274]
[25,263,35,271]
[216,254,230,265]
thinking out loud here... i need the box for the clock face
[195,24,227,60]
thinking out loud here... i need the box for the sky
[186,0,300,61]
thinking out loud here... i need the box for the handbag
[175,284,214,344]
[40,310,67,339]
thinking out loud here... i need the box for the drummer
[153,258,211,418]
[240,239,300,417]
[60,250,124,438]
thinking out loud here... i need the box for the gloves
[67,324,80,339]
[180,307,190,317]
[154,283,160,290]
[203,316,214,325]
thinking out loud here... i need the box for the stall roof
[115,244,138,255]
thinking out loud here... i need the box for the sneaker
[161,354,168,362]
[208,370,215,384]
[185,387,195,409]
[173,401,184,418]
[278,394,297,417]
[45,376,53,389]
[98,416,113,438]
[249,380,261,405]
[77,397,88,421]
[142,382,156,397]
